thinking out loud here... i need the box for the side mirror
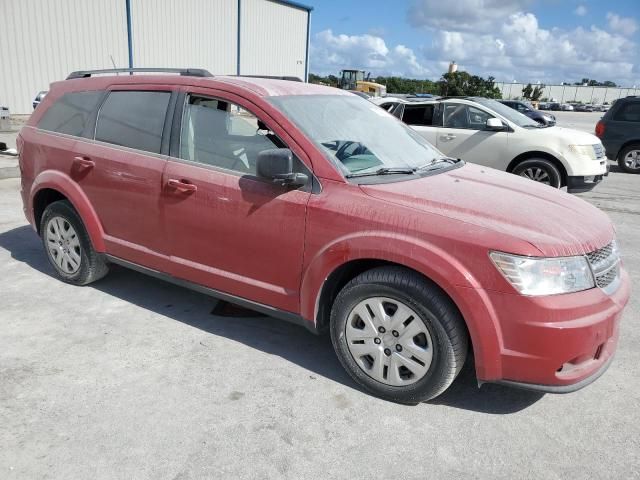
[256,148,308,187]
[486,118,505,131]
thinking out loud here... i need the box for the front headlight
[568,144,597,160]
[490,252,595,296]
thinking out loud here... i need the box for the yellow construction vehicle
[338,69,387,97]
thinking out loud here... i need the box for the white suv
[389,97,608,192]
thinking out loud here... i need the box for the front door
[162,91,311,312]
[436,102,509,170]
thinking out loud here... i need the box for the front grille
[593,144,605,159]
[596,264,620,289]
[586,242,620,290]
[586,243,613,266]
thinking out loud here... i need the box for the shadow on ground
[0,225,544,414]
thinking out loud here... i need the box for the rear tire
[617,144,640,174]
[40,200,109,285]
[512,158,562,188]
[330,266,469,404]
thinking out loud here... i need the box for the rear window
[95,91,171,154]
[614,102,640,122]
[38,91,104,137]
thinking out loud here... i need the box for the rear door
[399,103,438,146]
[74,86,176,270]
[435,101,509,169]
[161,88,312,312]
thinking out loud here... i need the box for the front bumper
[567,173,605,193]
[481,268,630,392]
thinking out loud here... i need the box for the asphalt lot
[1,111,639,479]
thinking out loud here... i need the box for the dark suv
[499,100,556,126]
[596,96,640,173]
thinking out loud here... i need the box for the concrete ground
[1,112,639,479]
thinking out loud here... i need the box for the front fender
[30,170,105,252]
[300,231,504,380]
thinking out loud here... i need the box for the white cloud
[606,12,638,36]
[425,12,639,85]
[407,0,531,32]
[574,5,587,17]
[310,29,431,77]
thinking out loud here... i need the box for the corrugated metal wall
[0,0,129,114]
[1,0,310,114]
[497,82,640,104]
[240,0,308,80]
[130,0,238,76]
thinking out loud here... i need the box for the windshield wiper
[415,157,462,171]
[345,167,417,178]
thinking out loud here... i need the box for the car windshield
[268,94,445,176]
[472,97,540,128]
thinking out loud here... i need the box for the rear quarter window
[95,91,171,154]
[37,91,104,137]
[614,102,640,122]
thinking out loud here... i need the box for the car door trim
[105,254,319,334]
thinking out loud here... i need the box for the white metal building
[1,0,312,114]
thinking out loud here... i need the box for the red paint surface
[19,74,631,388]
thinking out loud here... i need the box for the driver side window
[179,95,283,174]
[443,104,492,130]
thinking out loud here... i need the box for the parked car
[549,103,562,111]
[499,100,556,126]
[538,102,550,110]
[596,95,640,173]
[574,104,595,112]
[561,103,574,111]
[17,68,629,403]
[389,97,608,191]
[32,91,47,110]
[369,96,406,112]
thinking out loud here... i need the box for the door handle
[73,156,95,168]
[167,178,197,192]
[440,134,456,141]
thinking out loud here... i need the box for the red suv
[17,68,630,403]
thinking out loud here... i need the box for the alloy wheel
[519,167,550,184]
[345,296,433,386]
[45,216,81,274]
[624,150,640,170]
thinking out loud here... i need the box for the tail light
[595,120,605,138]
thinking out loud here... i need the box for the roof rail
[66,68,213,79]
[239,75,303,82]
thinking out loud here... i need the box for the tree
[531,84,545,101]
[522,83,533,100]
[437,71,502,98]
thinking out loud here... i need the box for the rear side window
[95,91,171,153]
[38,91,104,137]
[402,105,434,126]
[614,102,640,122]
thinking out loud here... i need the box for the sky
[307,0,640,86]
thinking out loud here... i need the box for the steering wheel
[336,141,367,161]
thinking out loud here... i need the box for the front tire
[40,200,108,285]
[330,267,469,404]
[617,144,640,174]
[512,158,562,188]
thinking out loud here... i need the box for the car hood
[524,126,600,144]
[359,163,614,257]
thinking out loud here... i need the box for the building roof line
[270,0,313,12]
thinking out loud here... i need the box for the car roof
[50,74,350,98]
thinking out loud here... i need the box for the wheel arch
[300,235,504,381]
[617,140,640,160]
[507,151,568,186]
[29,170,106,251]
